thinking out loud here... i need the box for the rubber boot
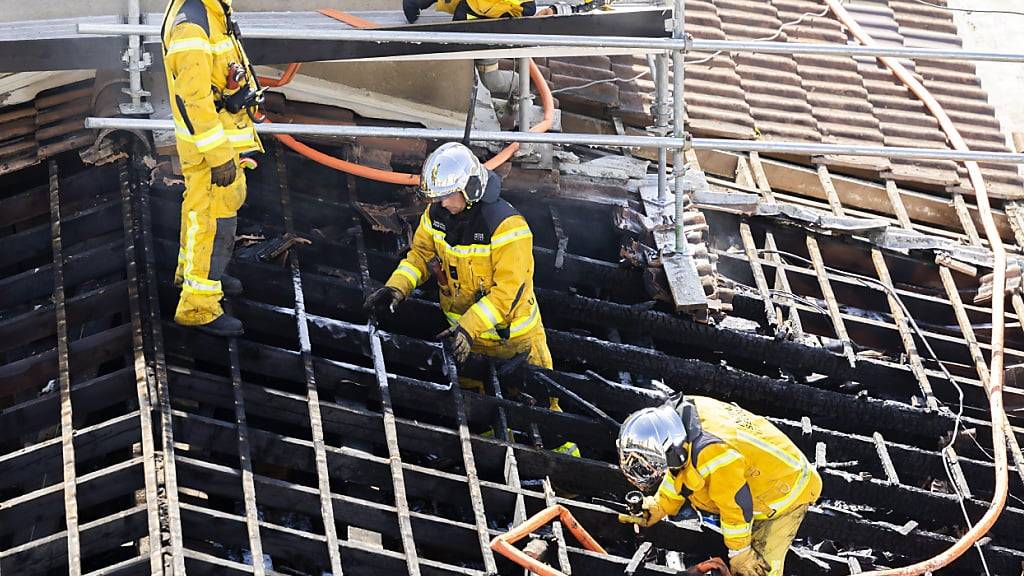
[196,313,244,337]
[221,273,243,298]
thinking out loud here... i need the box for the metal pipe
[83,117,1024,163]
[671,0,685,252]
[517,57,531,132]
[119,0,153,115]
[655,52,669,205]
[77,23,1024,63]
[127,0,142,109]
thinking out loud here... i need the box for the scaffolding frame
[80,9,1024,250]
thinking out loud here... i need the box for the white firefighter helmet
[419,142,488,204]
[616,403,691,492]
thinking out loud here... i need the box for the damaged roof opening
[1,1,1024,575]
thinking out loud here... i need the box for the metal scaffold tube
[77,23,1024,63]
[83,117,1024,164]
[654,52,669,205]
[671,0,685,252]
[517,57,531,132]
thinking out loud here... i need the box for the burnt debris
[0,134,1021,574]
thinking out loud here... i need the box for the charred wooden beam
[0,367,134,441]
[0,459,143,547]
[0,165,118,230]
[442,343,497,573]
[0,505,148,575]
[544,329,953,442]
[0,323,132,399]
[223,303,266,576]
[46,159,82,576]
[116,156,163,574]
[0,199,121,271]
[180,503,482,576]
[0,280,128,358]
[158,235,952,446]
[164,345,1019,552]
[166,368,1024,573]
[771,416,1020,499]
[129,146,186,573]
[146,190,647,304]
[534,288,917,392]
[169,406,718,567]
[0,239,126,313]
[277,147,348,576]
[0,411,141,495]
[163,322,611,459]
[175,450,687,576]
[726,281,1009,415]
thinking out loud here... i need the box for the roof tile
[544,0,1020,198]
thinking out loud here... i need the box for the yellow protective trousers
[471,321,552,368]
[174,153,246,325]
[458,321,551,392]
[750,503,808,576]
[465,324,579,457]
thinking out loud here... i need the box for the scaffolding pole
[654,52,669,205]
[517,57,531,132]
[671,0,685,252]
[83,117,1024,164]
[77,23,1024,63]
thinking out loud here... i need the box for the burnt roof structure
[2,1,1024,575]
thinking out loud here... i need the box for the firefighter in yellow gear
[617,396,822,576]
[403,0,537,23]
[401,0,540,99]
[161,0,264,336]
[365,143,577,457]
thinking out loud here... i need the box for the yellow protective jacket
[434,0,536,19]
[656,397,821,552]
[161,0,262,166]
[385,172,540,345]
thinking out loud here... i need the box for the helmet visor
[418,179,459,201]
[620,451,664,493]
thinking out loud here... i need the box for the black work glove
[436,325,472,364]
[403,0,423,23]
[364,286,405,315]
[210,159,237,187]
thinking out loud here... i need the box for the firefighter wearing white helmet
[617,396,822,576]
[365,143,578,457]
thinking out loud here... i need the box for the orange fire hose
[490,505,606,576]
[255,10,555,186]
[258,62,302,88]
[490,505,730,576]
[824,2,1009,574]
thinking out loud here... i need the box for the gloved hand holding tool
[364,286,405,315]
[617,493,670,528]
[437,325,472,363]
[210,159,237,187]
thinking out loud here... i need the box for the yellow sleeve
[655,471,687,516]
[166,22,235,168]
[458,214,533,341]
[699,444,754,551]
[385,207,437,296]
